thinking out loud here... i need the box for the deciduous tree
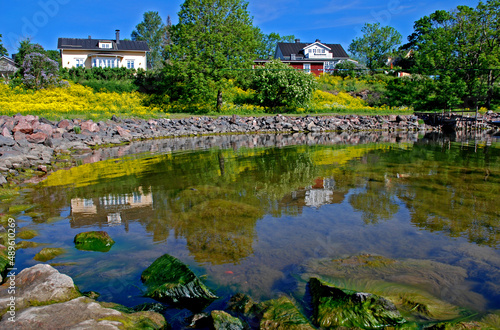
[348,23,402,71]
[164,0,259,111]
[0,34,8,56]
[254,31,295,59]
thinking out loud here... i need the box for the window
[126,60,135,69]
[75,58,85,67]
[303,63,311,73]
[99,42,112,49]
[92,58,118,68]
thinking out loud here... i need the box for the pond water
[9,131,500,324]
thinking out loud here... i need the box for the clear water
[9,132,500,323]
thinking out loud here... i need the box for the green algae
[259,296,315,330]
[16,240,44,249]
[309,277,406,329]
[34,247,66,262]
[211,310,245,330]
[74,231,115,252]
[17,229,39,239]
[141,253,218,310]
[8,204,35,214]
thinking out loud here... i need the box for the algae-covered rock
[227,293,256,315]
[0,245,10,284]
[259,296,315,330]
[17,229,38,240]
[141,253,218,310]
[211,310,245,330]
[34,247,66,262]
[0,296,167,329]
[309,277,406,329]
[74,231,115,252]
[16,241,43,249]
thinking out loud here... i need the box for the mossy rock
[141,253,218,310]
[8,204,35,214]
[0,245,10,283]
[259,296,315,329]
[211,310,245,330]
[16,241,43,249]
[309,277,406,329]
[74,231,115,252]
[34,247,66,262]
[17,229,39,240]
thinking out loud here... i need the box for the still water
[11,132,500,321]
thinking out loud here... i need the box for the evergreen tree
[0,34,8,56]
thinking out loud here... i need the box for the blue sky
[1,0,480,55]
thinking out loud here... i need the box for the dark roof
[58,38,149,52]
[277,42,349,58]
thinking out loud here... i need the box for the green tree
[255,31,295,59]
[164,0,259,111]
[405,1,500,109]
[132,11,166,70]
[15,39,45,66]
[348,23,402,71]
[0,34,8,56]
[252,59,317,110]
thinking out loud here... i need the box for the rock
[0,296,166,329]
[12,120,33,134]
[0,136,15,147]
[211,310,245,330]
[57,119,73,130]
[309,277,406,329]
[26,132,48,144]
[81,120,100,133]
[259,296,315,329]
[36,123,54,136]
[0,264,81,312]
[33,247,66,262]
[74,231,115,252]
[141,253,218,310]
[0,176,6,186]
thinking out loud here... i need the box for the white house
[58,30,149,70]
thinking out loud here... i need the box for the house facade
[58,30,149,70]
[0,56,18,79]
[255,39,352,76]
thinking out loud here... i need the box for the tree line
[1,0,499,112]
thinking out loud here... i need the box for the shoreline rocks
[1,113,499,186]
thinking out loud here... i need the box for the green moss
[8,204,35,214]
[211,310,245,330]
[309,277,406,329]
[17,229,39,240]
[259,296,315,329]
[74,231,115,252]
[16,241,43,249]
[141,253,218,310]
[0,187,19,200]
[34,248,66,262]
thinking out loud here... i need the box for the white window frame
[126,60,135,69]
[99,42,112,49]
[75,58,85,68]
[303,63,311,73]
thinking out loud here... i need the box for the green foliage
[252,59,317,110]
[132,11,166,70]
[348,23,402,70]
[21,52,61,90]
[400,0,500,110]
[254,30,295,59]
[0,34,7,56]
[330,60,367,78]
[164,0,259,110]
[15,39,45,66]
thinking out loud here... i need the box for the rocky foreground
[1,113,499,185]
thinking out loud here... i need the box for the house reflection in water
[70,187,153,230]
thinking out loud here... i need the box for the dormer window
[99,42,112,49]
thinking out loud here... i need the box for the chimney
[115,30,120,44]
[88,35,91,39]
[295,39,301,43]
[315,39,321,43]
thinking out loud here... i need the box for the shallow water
[9,131,500,322]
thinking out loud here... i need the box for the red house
[255,39,351,76]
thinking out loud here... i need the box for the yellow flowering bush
[0,83,165,120]
[310,90,410,113]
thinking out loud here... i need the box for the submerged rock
[211,310,245,330]
[141,253,218,310]
[33,247,66,262]
[309,277,406,329]
[259,296,315,330]
[74,230,115,252]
